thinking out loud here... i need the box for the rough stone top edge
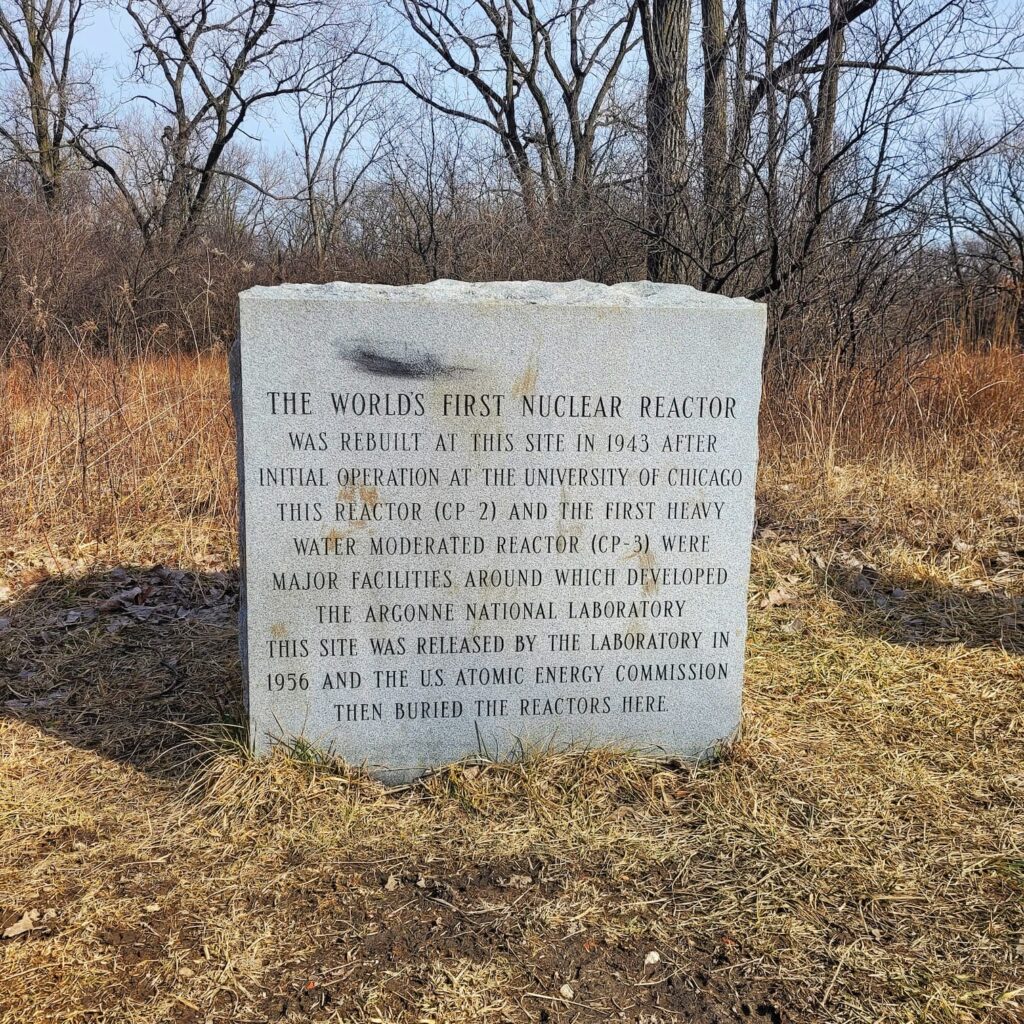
[238,278,763,310]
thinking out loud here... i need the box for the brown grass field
[1,347,1022,1023]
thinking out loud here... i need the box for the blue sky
[74,0,1023,159]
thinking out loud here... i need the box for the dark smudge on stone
[348,346,474,379]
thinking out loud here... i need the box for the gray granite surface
[234,279,766,780]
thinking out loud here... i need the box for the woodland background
[1,0,1023,373]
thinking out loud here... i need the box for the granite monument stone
[234,280,766,780]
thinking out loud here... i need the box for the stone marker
[234,280,766,780]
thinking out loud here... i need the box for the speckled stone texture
[234,279,766,780]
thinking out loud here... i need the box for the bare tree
[0,0,91,205]
[75,0,330,260]
[944,134,1024,346]
[287,31,389,269]
[637,0,1024,306]
[377,0,641,221]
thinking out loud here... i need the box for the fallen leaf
[2,910,40,940]
[761,587,798,609]
[97,586,142,612]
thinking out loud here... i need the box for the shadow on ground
[4,547,1020,786]
[821,559,1023,653]
[4,547,1022,782]
[0,565,243,777]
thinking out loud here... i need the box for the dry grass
[0,351,237,566]
[1,347,1023,1023]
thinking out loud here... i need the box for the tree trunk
[700,0,727,284]
[642,0,691,283]
[803,0,846,254]
[23,0,62,206]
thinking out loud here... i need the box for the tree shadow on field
[0,565,243,777]
[821,558,1023,654]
